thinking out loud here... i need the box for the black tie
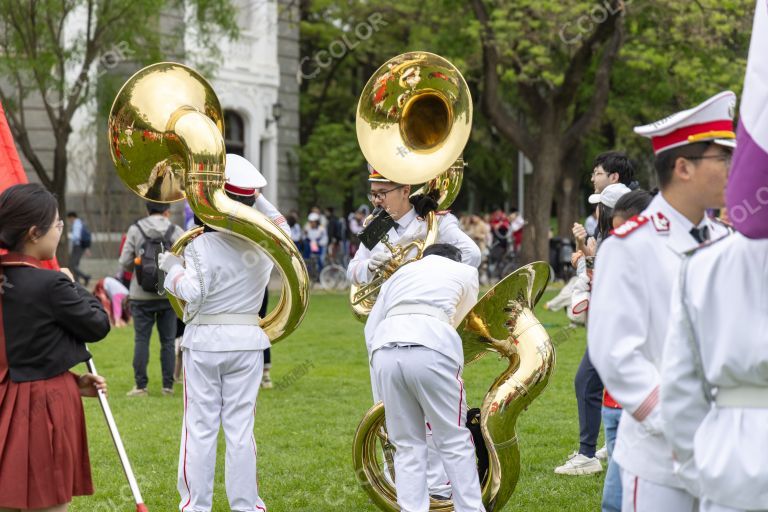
[394,222,401,234]
[689,226,709,243]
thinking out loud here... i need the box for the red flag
[0,101,60,270]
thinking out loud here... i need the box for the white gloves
[158,251,184,272]
[367,252,392,273]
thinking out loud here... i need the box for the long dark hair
[613,189,654,220]
[0,184,58,251]
[596,203,614,241]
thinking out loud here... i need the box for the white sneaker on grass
[554,451,603,475]
[596,445,608,461]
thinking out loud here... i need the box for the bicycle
[319,241,350,291]
[486,241,520,284]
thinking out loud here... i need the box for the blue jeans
[601,406,622,512]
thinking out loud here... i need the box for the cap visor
[713,138,736,149]
[588,193,601,204]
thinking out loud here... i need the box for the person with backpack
[119,201,184,397]
[66,211,92,286]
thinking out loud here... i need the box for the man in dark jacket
[119,201,184,397]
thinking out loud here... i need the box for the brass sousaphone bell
[108,62,309,342]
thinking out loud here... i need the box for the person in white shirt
[349,164,481,498]
[366,243,483,512]
[305,211,328,272]
[159,154,286,512]
[588,91,736,512]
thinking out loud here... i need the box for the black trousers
[131,299,177,389]
[69,245,90,284]
[260,287,270,366]
[574,349,603,458]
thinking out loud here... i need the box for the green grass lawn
[70,288,604,511]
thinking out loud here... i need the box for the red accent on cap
[224,183,256,196]
[651,120,734,153]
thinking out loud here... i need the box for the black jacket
[1,260,110,382]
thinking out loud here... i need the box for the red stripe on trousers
[633,476,638,511]
[456,368,464,426]
[181,367,192,511]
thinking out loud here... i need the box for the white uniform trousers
[178,349,266,512]
[372,345,485,512]
[621,468,695,512]
[369,362,452,496]
[701,499,768,512]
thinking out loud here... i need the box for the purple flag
[727,0,768,238]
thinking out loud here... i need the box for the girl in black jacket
[0,184,110,512]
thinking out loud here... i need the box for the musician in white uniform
[347,166,481,285]
[160,155,286,512]
[366,243,483,512]
[348,165,481,497]
[660,233,768,512]
[588,91,736,512]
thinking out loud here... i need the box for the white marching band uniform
[365,255,484,512]
[588,91,736,512]
[347,207,482,285]
[348,204,480,496]
[661,233,768,512]
[588,195,730,512]
[163,154,285,512]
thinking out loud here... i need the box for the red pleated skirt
[0,369,94,508]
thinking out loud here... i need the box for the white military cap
[634,91,737,155]
[224,153,267,196]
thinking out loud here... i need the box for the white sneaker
[554,452,603,475]
[596,445,608,461]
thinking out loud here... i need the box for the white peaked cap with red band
[634,91,737,155]
[224,154,267,196]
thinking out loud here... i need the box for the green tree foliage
[0,0,237,257]
[299,0,751,260]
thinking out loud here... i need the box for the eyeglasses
[367,185,405,202]
[591,170,611,178]
[686,154,732,166]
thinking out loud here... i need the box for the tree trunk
[556,143,585,237]
[53,138,69,265]
[521,138,562,264]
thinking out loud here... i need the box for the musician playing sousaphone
[347,164,480,284]
[347,164,480,499]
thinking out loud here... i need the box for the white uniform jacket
[347,208,481,285]
[660,233,768,508]
[254,194,290,235]
[587,193,730,488]
[164,232,273,352]
[364,255,479,367]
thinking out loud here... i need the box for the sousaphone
[351,52,555,511]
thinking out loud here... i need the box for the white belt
[187,313,262,326]
[715,386,768,408]
[387,304,449,324]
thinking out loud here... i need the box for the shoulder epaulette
[610,215,649,238]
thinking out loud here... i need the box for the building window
[224,110,245,156]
